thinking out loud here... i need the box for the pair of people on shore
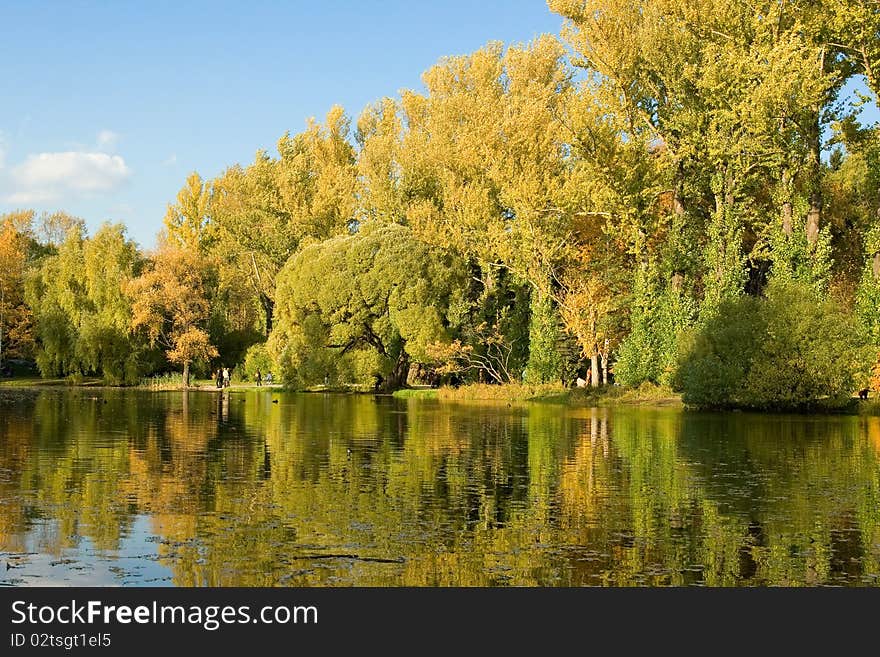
[254,370,274,385]
[215,367,232,388]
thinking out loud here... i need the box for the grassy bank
[856,397,880,415]
[0,376,104,388]
[391,388,439,399]
[393,382,681,406]
[0,373,285,392]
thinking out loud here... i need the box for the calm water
[1,388,879,586]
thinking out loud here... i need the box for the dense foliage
[678,282,872,409]
[270,223,467,390]
[0,1,878,409]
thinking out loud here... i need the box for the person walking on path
[223,367,230,388]
[255,369,262,387]
[215,368,223,388]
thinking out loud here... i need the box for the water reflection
[0,388,878,586]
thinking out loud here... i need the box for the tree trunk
[183,361,190,388]
[590,349,600,388]
[671,272,683,292]
[601,355,609,386]
[806,66,823,246]
[385,351,411,391]
[261,294,274,335]
[673,163,685,217]
[781,166,793,236]
[875,207,880,279]
[673,191,685,217]
[806,188,821,246]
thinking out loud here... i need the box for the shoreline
[393,383,683,407]
[3,377,876,415]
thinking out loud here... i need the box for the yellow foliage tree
[0,212,35,366]
[128,241,218,386]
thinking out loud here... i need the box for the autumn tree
[163,173,264,369]
[163,172,213,253]
[0,212,37,367]
[548,0,867,387]
[208,105,358,333]
[128,241,218,386]
[358,37,604,384]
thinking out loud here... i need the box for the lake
[1,388,878,586]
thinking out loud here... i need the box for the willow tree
[270,222,466,390]
[78,223,145,383]
[26,222,143,383]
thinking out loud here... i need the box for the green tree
[270,222,467,390]
[26,222,144,383]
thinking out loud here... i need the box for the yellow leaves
[355,35,591,289]
[204,106,358,325]
[0,215,35,359]
[356,98,405,223]
[557,272,616,358]
[167,327,218,366]
[275,105,357,234]
[128,243,217,369]
[163,172,211,252]
[0,220,27,277]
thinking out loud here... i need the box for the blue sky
[0,1,563,248]
[0,1,877,249]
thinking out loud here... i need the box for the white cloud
[96,130,119,150]
[162,153,177,166]
[6,151,131,202]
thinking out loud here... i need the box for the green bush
[678,281,872,410]
[676,295,763,408]
[242,342,277,382]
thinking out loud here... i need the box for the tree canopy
[4,1,880,406]
[270,222,467,390]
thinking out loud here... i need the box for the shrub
[242,343,277,382]
[676,296,763,408]
[678,281,873,410]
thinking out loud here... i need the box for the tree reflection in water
[1,389,878,586]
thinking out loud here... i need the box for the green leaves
[679,280,873,409]
[270,223,467,389]
[26,222,144,384]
